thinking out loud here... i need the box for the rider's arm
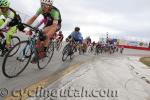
[0,18,11,29]
[26,8,41,25]
[26,15,38,26]
[0,10,14,29]
[35,18,45,28]
[68,32,75,39]
[53,20,58,26]
[52,10,59,26]
[52,10,60,27]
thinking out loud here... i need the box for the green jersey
[0,8,21,28]
[0,8,15,19]
[36,6,62,25]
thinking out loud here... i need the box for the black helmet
[59,31,62,34]
[75,27,80,32]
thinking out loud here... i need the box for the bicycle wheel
[88,47,92,53]
[62,44,70,61]
[37,40,54,69]
[0,42,5,56]
[2,40,32,78]
[70,46,76,60]
[56,41,62,51]
[78,45,82,55]
[95,47,99,55]
[8,36,21,57]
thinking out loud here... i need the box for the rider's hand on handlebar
[0,27,9,32]
[24,27,32,35]
[38,30,47,41]
[66,38,69,42]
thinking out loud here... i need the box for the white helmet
[41,0,53,5]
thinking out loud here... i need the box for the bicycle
[80,42,87,54]
[53,38,63,51]
[95,44,103,55]
[0,29,20,57]
[88,45,95,54]
[2,23,54,78]
[120,47,124,54]
[62,38,77,62]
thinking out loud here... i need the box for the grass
[140,57,150,67]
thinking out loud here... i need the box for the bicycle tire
[37,40,54,69]
[8,36,21,57]
[56,41,62,51]
[2,40,32,78]
[62,44,70,61]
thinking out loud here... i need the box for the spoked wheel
[37,40,54,69]
[95,48,100,55]
[88,47,92,53]
[62,44,71,62]
[70,47,76,60]
[56,41,62,51]
[8,36,21,57]
[2,40,32,78]
[0,43,7,57]
[78,45,83,55]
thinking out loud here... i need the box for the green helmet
[0,0,10,7]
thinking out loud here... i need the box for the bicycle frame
[17,30,39,61]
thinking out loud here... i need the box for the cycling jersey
[36,6,62,27]
[0,8,15,29]
[0,8,18,45]
[35,18,47,28]
[69,31,83,43]
[85,37,91,45]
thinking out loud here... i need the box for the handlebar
[20,23,46,41]
[21,23,41,34]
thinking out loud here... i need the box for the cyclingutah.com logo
[10,86,118,99]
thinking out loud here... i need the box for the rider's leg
[6,26,17,48]
[42,24,58,48]
[31,25,58,63]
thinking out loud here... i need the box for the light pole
[106,32,108,43]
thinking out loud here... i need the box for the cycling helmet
[75,27,80,32]
[41,0,53,5]
[58,31,63,35]
[86,36,90,39]
[93,41,95,44]
[0,0,10,7]
[59,31,62,34]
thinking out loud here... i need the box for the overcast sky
[10,0,150,42]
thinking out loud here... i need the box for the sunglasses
[41,3,51,8]
[0,7,7,9]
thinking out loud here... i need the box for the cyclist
[66,27,83,54]
[0,0,21,55]
[95,41,102,54]
[67,27,83,43]
[56,31,63,42]
[25,0,62,62]
[90,41,96,52]
[35,18,47,28]
[92,41,96,47]
[55,30,64,50]
[85,36,91,46]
